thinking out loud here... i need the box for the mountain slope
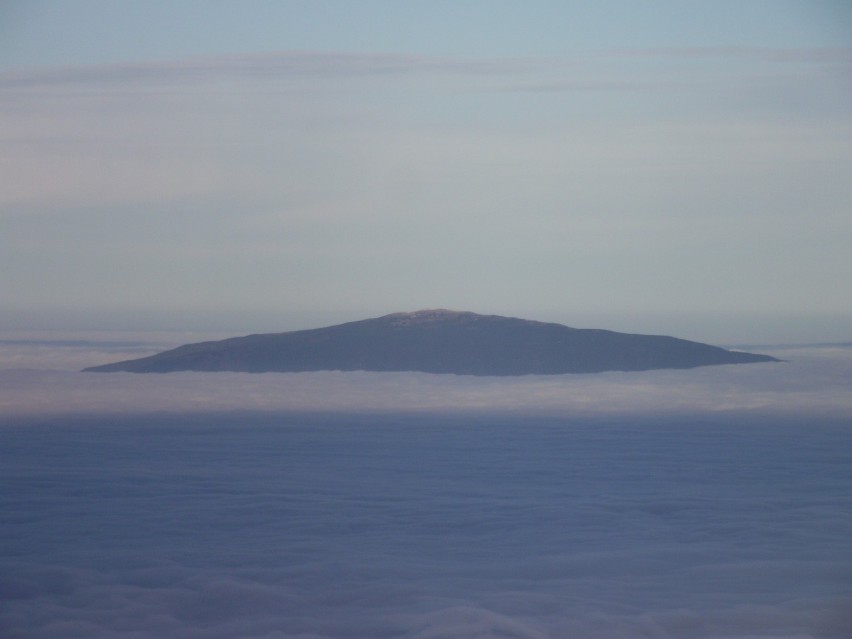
[83,309,779,375]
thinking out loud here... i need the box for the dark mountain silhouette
[83,309,779,375]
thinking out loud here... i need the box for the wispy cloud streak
[0,50,541,90]
[2,46,848,91]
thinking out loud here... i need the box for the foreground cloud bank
[2,409,851,638]
[2,341,850,638]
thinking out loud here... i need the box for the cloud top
[1,343,850,419]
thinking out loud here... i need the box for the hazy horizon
[1,307,850,348]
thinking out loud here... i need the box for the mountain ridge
[83,309,779,375]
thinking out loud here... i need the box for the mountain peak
[381,309,480,325]
[84,310,779,375]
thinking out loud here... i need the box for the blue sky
[1,1,850,342]
[2,1,851,66]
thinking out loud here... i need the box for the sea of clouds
[1,333,851,418]
[1,337,851,638]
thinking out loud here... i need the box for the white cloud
[1,344,850,418]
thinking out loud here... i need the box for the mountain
[83,309,779,375]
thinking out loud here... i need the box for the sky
[1,1,851,343]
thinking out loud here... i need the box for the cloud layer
[2,342,851,418]
[2,342,851,638]
[2,408,851,638]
